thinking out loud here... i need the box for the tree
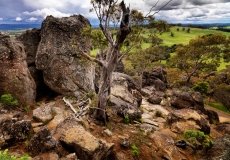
[168,33,226,83]
[76,0,172,123]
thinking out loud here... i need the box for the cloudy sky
[0,0,230,24]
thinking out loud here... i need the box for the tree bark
[93,1,131,123]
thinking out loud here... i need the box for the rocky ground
[0,90,229,160]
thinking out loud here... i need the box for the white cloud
[27,17,37,22]
[0,18,3,21]
[15,17,22,21]
[23,8,72,18]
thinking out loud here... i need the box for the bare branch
[146,0,172,17]
[78,50,106,67]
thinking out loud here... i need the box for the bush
[131,145,139,156]
[0,149,29,160]
[0,94,18,106]
[184,130,213,149]
[193,81,209,95]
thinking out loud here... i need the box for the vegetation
[0,94,18,106]
[184,130,213,149]
[193,81,210,95]
[0,149,29,160]
[131,145,140,156]
[76,0,172,123]
[168,33,227,83]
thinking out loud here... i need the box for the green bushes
[193,81,209,95]
[131,145,140,156]
[0,149,29,160]
[0,94,18,106]
[184,130,213,149]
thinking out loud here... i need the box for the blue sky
[0,0,230,24]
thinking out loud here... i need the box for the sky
[0,0,230,24]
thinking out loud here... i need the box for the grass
[208,103,230,114]
[158,26,230,46]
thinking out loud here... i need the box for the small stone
[103,129,113,137]
[121,138,130,148]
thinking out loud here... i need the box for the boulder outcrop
[142,67,167,91]
[35,15,95,98]
[110,72,142,120]
[0,113,33,147]
[16,28,41,66]
[166,109,210,134]
[28,126,58,156]
[54,117,114,160]
[0,32,36,105]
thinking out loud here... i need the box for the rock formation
[16,28,41,66]
[35,15,95,98]
[142,67,167,91]
[110,72,142,120]
[0,31,36,105]
[166,108,210,134]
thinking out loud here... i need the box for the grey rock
[28,126,58,156]
[0,32,36,105]
[16,28,41,65]
[0,114,33,147]
[55,117,114,160]
[166,109,210,134]
[33,103,54,123]
[35,15,95,98]
[110,72,142,120]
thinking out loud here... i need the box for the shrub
[184,130,213,149]
[131,145,140,156]
[0,149,29,160]
[193,81,209,95]
[0,94,18,106]
[124,115,130,124]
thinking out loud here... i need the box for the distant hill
[0,24,41,31]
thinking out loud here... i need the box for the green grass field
[158,26,230,46]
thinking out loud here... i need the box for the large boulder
[16,28,41,66]
[142,67,167,91]
[54,117,114,160]
[28,126,58,156]
[205,134,230,160]
[0,32,36,105]
[150,132,187,160]
[16,29,51,97]
[169,89,219,123]
[110,72,142,120]
[35,15,95,98]
[0,113,33,147]
[170,89,205,112]
[166,109,210,134]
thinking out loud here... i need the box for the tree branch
[145,0,172,17]
[78,50,106,67]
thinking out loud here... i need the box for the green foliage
[0,94,18,106]
[124,115,130,124]
[167,33,227,83]
[131,145,140,156]
[184,130,213,149]
[0,149,29,160]
[193,81,210,95]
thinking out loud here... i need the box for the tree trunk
[94,48,119,123]
[94,0,131,123]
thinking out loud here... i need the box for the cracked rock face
[35,15,95,98]
[110,72,142,120]
[0,32,36,105]
[0,113,33,148]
